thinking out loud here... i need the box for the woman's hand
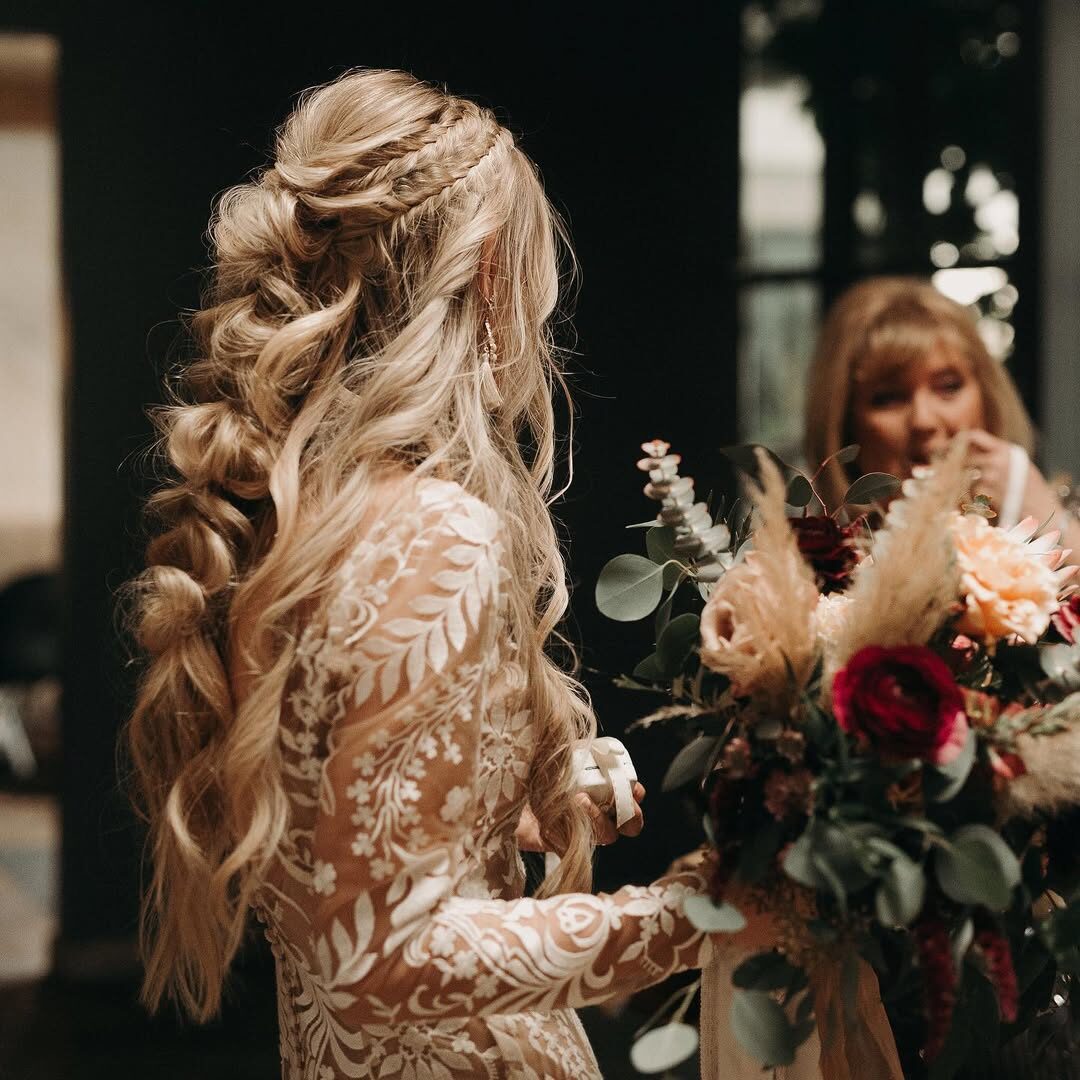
[963,429,1060,526]
[515,783,646,852]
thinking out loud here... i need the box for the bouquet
[597,438,1080,1079]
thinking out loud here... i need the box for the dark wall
[56,7,740,956]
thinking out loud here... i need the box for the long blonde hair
[805,276,1035,510]
[126,69,596,1022]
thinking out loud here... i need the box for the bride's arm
[307,483,712,1026]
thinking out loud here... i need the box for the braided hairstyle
[126,69,595,1021]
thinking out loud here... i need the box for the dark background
[0,2,1064,1077]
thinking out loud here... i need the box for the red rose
[790,516,859,594]
[1052,594,1080,643]
[832,645,968,764]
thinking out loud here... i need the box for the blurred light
[932,266,1009,305]
[992,284,1019,315]
[923,168,954,214]
[977,316,1015,359]
[975,188,1019,255]
[1055,994,1068,1007]
[742,4,773,50]
[930,241,960,268]
[997,31,1020,57]
[965,165,1000,206]
[852,190,886,236]
[941,145,967,171]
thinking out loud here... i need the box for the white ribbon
[998,443,1030,530]
[589,736,638,829]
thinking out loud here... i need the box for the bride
[124,69,721,1079]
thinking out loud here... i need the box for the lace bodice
[253,477,712,1079]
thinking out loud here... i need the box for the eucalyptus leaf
[835,444,860,465]
[646,526,682,590]
[1040,643,1080,691]
[875,854,926,927]
[684,894,747,933]
[735,818,784,885]
[720,443,789,480]
[952,917,974,972]
[786,473,814,508]
[934,825,1022,912]
[730,989,797,1067]
[629,1022,699,1074]
[596,554,665,622]
[843,472,902,506]
[656,612,701,675]
[662,735,720,792]
[632,653,666,682]
[924,729,976,803]
[732,951,799,992]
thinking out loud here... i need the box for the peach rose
[951,514,1075,645]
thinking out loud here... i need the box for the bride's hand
[515,783,646,851]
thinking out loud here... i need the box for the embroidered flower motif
[311,860,337,896]
[440,785,472,822]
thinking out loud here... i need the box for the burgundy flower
[1052,594,1080,644]
[832,645,969,765]
[975,929,1019,1023]
[916,918,958,1061]
[790,515,859,594]
[763,768,813,822]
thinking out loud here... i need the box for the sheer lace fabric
[253,477,712,1079]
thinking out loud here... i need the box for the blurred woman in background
[806,276,1080,558]
[806,275,1080,1079]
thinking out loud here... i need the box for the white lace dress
[253,476,712,1079]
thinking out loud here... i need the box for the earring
[480,302,503,409]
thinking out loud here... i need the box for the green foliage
[732,951,801,992]
[735,818,785,885]
[662,734,720,792]
[923,730,976,803]
[842,472,902,506]
[656,612,700,675]
[934,824,1022,911]
[875,852,927,927]
[683,894,747,933]
[629,1022,699,1074]
[595,554,665,621]
[730,990,797,1068]
[1040,642,1080,692]
[786,473,814,507]
[645,525,683,589]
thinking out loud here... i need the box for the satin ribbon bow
[589,736,638,828]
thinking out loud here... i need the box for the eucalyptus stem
[638,440,732,583]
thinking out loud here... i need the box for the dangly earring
[480,299,503,409]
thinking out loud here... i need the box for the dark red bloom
[832,645,968,765]
[1052,594,1080,644]
[976,929,1019,1023]
[916,918,958,1061]
[790,515,860,594]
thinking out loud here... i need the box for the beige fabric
[253,477,713,1079]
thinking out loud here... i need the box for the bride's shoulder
[340,471,504,568]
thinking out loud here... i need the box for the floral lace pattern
[254,477,712,1079]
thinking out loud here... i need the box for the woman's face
[848,346,987,480]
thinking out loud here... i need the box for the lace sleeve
[308,479,712,1025]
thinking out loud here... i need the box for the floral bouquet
[597,438,1080,1079]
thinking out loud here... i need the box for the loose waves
[126,69,596,1022]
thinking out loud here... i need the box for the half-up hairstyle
[126,69,595,1022]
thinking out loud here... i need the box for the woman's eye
[869,389,905,408]
[935,379,964,396]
